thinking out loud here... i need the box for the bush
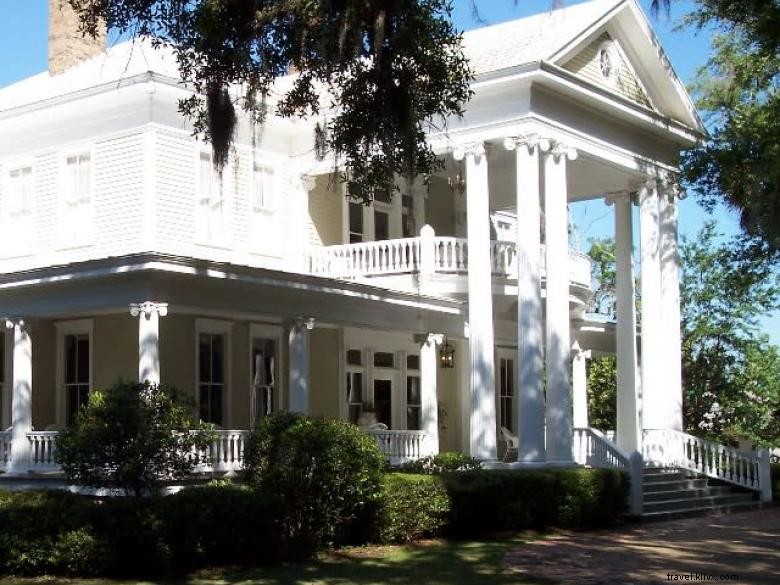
[55,381,215,496]
[244,412,385,552]
[397,452,482,474]
[441,468,628,536]
[375,473,450,543]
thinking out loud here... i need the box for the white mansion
[0,0,772,508]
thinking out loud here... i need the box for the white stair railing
[643,429,772,501]
[573,427,630,470]
[364,429,431,464]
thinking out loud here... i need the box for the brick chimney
[49,0,106,75]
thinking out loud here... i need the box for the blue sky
[0,0,777,343]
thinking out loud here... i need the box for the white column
[300,174,317,271]
[543,143,577,464]
[613,195,641,452]
[659,183,683,431]
[419,333,442,455]
[6,319,32,475]
[288,317,313,414]
[130,302,168,386]
[571,341,590,429]
[639,180,665,431]
[454,142,497,461]
[504,136,547,464]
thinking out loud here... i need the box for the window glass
[348,202,364,243]
[198,333,225,425]
[64,333,90,424]
[406,376,421,430]
[406,354,420,370]
[251,337,277,426]
[346,372,363,424]
[373,352,395,368]
[499,357,515,432]
[373,188,392,204]
[374,209,390,241]
[346,349,362,366]
[253,164,275,210]
[60,153,93,247]
[0,331,4,425]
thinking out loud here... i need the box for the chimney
[48,0,106,75]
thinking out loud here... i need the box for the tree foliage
[587,238,617,318]
[55,381,215,496]
[67,0,472,203]
[680,223,780,445]
[682,1,780,255]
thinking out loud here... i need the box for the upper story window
[348,202,365,243]
[4,165,34,256]
[252,163,276,211]
[8,167,33,217]
[60,151,93,248]
[197,151,229,246]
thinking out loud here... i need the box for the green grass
[0,537,551,585]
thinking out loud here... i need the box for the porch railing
[308,231,592,287]
[192,430,248,474]
[364,429,432,464]
[28,431,59,469]
[643,429,772,500]
[0,432,10,466]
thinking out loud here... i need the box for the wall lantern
[439,338,455,369]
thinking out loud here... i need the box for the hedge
[0,468,628,577]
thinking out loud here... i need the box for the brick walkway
[503,508,780,585]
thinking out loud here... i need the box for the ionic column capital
[502,134,553,154]
[4,318,35,332]
[129,302,169,320]
[415,332,444,347]
[291,316,315,331]
[571,340,592,360]
[452,141,486,162]
[542,140,578,162]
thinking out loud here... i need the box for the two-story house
[0,0,772,509]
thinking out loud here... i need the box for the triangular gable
[561,32,653,109]
[548,0,704,133]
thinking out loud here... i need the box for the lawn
[0,537,550,585]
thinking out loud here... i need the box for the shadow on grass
[0,538,555,585]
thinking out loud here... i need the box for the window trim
[195,318,233,428]
[248,323,284,426]
[55,319,94,427]
[57,145,95,251]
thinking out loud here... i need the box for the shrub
[55,381,215,496]
[244,412,385,552]
[441,468,628,536]
[397,452,481,474]
[375,473,450,543]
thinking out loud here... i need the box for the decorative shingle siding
[563,33,651,108]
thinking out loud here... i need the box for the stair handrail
[642,428,772,501]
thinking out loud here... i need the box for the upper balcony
[308,228,593,305]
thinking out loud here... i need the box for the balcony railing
[308,231,592,288]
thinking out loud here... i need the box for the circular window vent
[597,41,619,83]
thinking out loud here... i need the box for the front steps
[641,467,762,520]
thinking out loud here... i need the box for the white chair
[500,426,519,462]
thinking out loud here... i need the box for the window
[346,371,363,424]
[251,337,277,427]
[346,349,362,366]
[60,152,92,247]
[348,202,364,243]
[373,352,395,368]
[499,357,515,432]
[197,152,227,245]
[597,41,619,83]
[65,334,90,424]
[198,333,225,425]
[4,166,33,256]
[374,208,390,241]
[402,194,414,238]
[406,353,421,430]
[252,164,275,211]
